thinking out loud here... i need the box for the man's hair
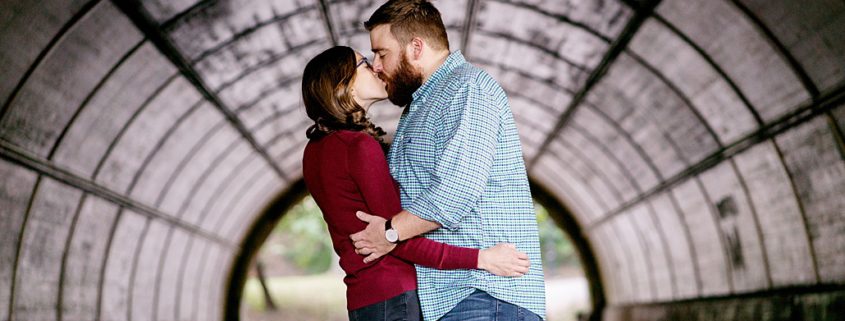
[364,0,450,51]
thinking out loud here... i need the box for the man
[350,1,546,320]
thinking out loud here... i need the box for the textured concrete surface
[1,0,844,320]
[604,290,845,321]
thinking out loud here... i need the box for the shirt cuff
[407,194,461,231]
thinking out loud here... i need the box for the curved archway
[223,179,606,321]
[2,0,844,320]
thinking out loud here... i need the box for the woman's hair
[302,46,387,151]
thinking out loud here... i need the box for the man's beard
[381,54,423,107]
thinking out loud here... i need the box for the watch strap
[385,218,398,243]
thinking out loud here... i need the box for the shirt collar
[411,51,466,102]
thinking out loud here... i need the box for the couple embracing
[301,1,546,320]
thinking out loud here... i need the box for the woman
[301,46,530,321]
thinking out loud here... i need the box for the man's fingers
[356,211,376,222]
[353,240,372,249]
[517,252,528,260]
[350,232,363,242]
[363,252,383,264]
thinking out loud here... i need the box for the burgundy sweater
[302,130,479,310]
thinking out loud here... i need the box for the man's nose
[371,58,383,73]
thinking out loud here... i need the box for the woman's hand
[477,243,530,277]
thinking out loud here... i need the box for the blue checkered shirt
[387,51,546,320]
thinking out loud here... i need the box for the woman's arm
[391,237,530,277]
[391,236,478,269]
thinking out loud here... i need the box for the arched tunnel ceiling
[1,0,844,320]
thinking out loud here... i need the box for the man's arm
[400,82,502,231]
[351,80,503,261]
[349,210,438,262]
[393,209,439,241]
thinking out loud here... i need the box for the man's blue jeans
[440,289,542,321]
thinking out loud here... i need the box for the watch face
[385,229,399,243]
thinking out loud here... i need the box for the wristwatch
[384,218,399,243]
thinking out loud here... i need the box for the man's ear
[410,37,424,61]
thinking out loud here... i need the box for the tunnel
[1,0,844,320]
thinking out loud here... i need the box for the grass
[242,273,348,321]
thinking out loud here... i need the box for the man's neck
[420,50,451,84]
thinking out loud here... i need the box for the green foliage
[263,195,580,275]
[269,196,334,274]
[535,202,581,270]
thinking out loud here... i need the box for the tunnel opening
[224,179,604,321]
[2,0,845,320]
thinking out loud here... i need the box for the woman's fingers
[508,267,528,277]
[506,259,530,277]
[479,243,533,277]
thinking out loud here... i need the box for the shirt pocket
[401,124,438,173]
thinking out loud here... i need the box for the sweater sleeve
[347,134,479,270]
[391,236,479,270]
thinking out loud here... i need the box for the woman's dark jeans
[348,290,422,321]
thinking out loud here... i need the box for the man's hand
[350,211,396,263]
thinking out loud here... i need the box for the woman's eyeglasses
[356,57,372,69]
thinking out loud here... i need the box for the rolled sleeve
[406,189,458,229]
